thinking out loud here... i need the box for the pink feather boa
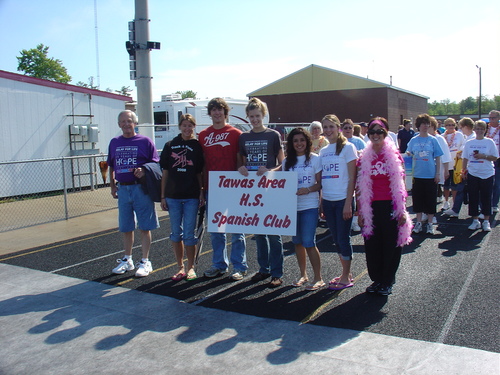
[357,137,413,247]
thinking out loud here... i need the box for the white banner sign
[207,171,298,235]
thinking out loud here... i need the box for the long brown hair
[285,127,312,171]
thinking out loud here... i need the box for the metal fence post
[62,157,69,220]
[89,156,95,191]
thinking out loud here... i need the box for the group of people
[105,100,499,297]
[402,111,500,234]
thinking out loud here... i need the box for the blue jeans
[292,208,318,248]
[205,191,247,272]
[255,234,283,278]
[451,181,465,213]
[322,198,353,260]
[210,232,247,272]
[165,198,199,246]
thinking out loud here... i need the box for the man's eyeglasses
[368,129,385,135]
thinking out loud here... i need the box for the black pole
[477,65,482,120]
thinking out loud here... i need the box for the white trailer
[152,95,269,150]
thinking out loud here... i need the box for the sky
[1,0,499,105]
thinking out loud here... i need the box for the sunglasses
[368,129,385,135]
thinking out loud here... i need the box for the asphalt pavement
[0,198,499,374]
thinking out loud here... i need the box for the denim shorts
[117,184,159,232]
[292,208,318,248]
[165,198,199,246]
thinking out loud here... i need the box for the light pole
[476,65,482,120]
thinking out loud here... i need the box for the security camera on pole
[125,0,160,143]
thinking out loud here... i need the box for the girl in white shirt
[281,127,324,290]
[319,114,358,291]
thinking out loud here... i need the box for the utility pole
[126,0,160,143]
[476,65,482,120]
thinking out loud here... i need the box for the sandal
[292,276,309,287]
[329,274,354,284]
[306,280,326,291]
[328,281,354,291]
[186,271,197,281]
[172,272,186,281]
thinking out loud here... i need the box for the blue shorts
[117,184,159,232]
[292,208,318,248]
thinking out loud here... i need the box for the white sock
[141,258,149,264]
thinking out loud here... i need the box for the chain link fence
[0,155,117,233]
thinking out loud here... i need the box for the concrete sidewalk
[0,263,497,375]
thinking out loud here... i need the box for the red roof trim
[0,70,133,102]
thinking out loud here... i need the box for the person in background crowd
[406,114,444,235]
[109,110,160,277]
[428,117,451,222]
[342,119,365,232]
[309,121,329,154]
[462,120,499,232]
[199,98,248,280]
[441,118,465,211]
[353,124,362,138]
[486,110,500,213]
[342,119,366,153]
[239,97,285,287]
[397,119,415,153]
[357,117,412,296]
[319,114,357,291]
[160,114,204,281]
[443,118,476,217]
[359,122,369,142]
[281,127,324,290]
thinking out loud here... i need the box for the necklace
[487,126,499,142]
[446,132,456,147]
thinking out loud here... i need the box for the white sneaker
[442,201,450,210]
[426,223,435,235]
[230,270,247,281]
[482,221,491,232]
[478,214,485,220]
[493,207,499,213]
[413,222,422,233]
[443,209,459,217]
[468,220,481,231]
[135,260,152,277]
[421,214,428,221]
[112,258,134,274]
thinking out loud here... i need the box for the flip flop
[172,272,186,281]
[186,271,197,281]
[305,280,326,291]
[328,282,354,291]
[292,277,309,287]
[329,274,354,284]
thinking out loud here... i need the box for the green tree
[175,90,197,99]
[115,86,133,96]
[76,76,98,89]
[459,96,477,115]
[17,44,71,83]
